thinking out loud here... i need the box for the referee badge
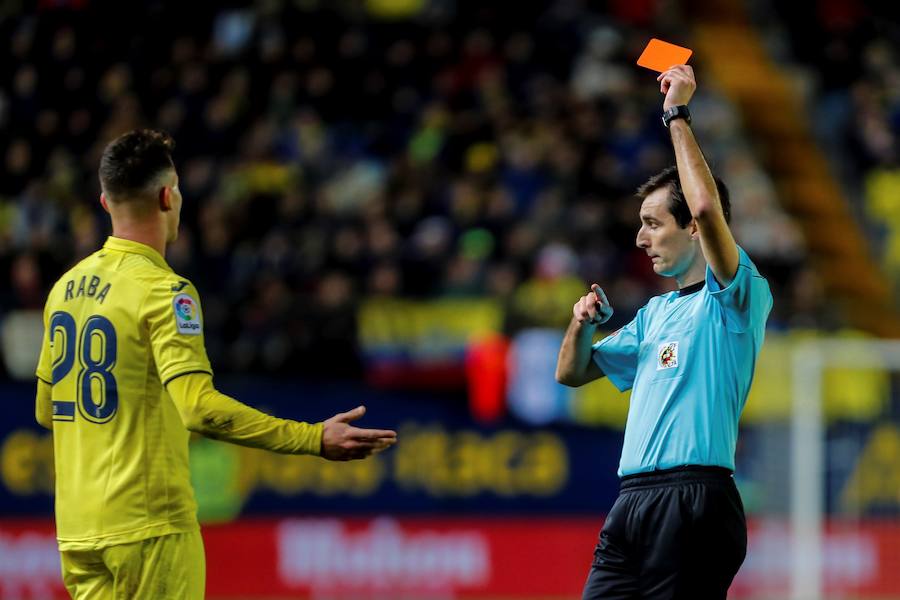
[173,293,202,335]
[657,341,678,370]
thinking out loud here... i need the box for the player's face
[165,171,182,243]
[635,188,698,278]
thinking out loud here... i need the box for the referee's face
[636,188,698,278]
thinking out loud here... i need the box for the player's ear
[100,193,110,214]
[689,218,699,240]
[159,186,171,212]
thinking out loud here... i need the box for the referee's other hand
[321,406,398,461]
[574,284,613,326]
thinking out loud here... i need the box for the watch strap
[663,105,691,128]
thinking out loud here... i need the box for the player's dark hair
[636,166,731,227]
[99,129,175,201]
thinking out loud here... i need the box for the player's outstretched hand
[321,406,397,461]
[573,284,613,326]
[657,64,696,110]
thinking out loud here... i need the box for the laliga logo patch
[657,341,678,370]
[173,293,202,335]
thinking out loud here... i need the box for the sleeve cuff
[591,350,632,392]
[706,246,751,296]
[307,421,324,456]
[706,263,750,297]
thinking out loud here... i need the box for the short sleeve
[591,308,644,392]
[705,246,773,333]
[143,279,213,385]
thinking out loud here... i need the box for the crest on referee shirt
[173,293,202,335]
[657,341,678,370]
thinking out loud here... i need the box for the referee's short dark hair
[637,166,731,227]
[99,129,175,202]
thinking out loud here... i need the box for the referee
[556,65,773,599]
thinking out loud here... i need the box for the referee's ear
[100,193,110,214]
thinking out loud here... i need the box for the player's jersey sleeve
[590,307,645,392]
[142,279,213,385]
[35,379,52,429]
[35,302,53,385]
[166,372,323,455]
[705,245,773,333]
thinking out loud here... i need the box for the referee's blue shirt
[592,246,772,477]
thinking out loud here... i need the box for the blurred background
[0,0,898,598]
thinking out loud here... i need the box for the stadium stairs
[686,0,900,336]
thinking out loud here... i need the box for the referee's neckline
[677,280,705,297]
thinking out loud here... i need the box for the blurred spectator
[0,1,812,379]
[765,0,899,286]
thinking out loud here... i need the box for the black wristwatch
[662,105,691,128]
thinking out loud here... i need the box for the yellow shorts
[60,530,205,600]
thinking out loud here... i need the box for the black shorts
[582,466,747,600]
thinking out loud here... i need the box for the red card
[637,38,693,72]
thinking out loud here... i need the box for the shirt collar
[102,236,172,271]
[677,280,705,297]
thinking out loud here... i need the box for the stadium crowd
[1,1,817,379]
[758,0,899,278]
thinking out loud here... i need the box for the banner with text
[1,517,898,599]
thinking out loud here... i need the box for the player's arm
[556,284,611,387]
[35,303,53,430]
[146,281,396,460]
[166,372,396,460]
[659,65,740,286]
[35,379,53,430]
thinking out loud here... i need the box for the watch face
[663,108,677,127]
[663,106,689,128]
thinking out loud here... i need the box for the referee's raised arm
[659,64,740,286]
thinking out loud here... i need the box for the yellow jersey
[36,236,211,550]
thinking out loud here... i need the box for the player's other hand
[321,405,397,461]
[574,284,613,326]
[657,65,696,110]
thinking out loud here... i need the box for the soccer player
[556,65,773,599]
[34,129,397,599]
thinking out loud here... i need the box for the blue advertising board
[0,379,625,519]
[4,377,892,520]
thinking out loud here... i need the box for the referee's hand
[573,284,613,326]
[321,406,397,461]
